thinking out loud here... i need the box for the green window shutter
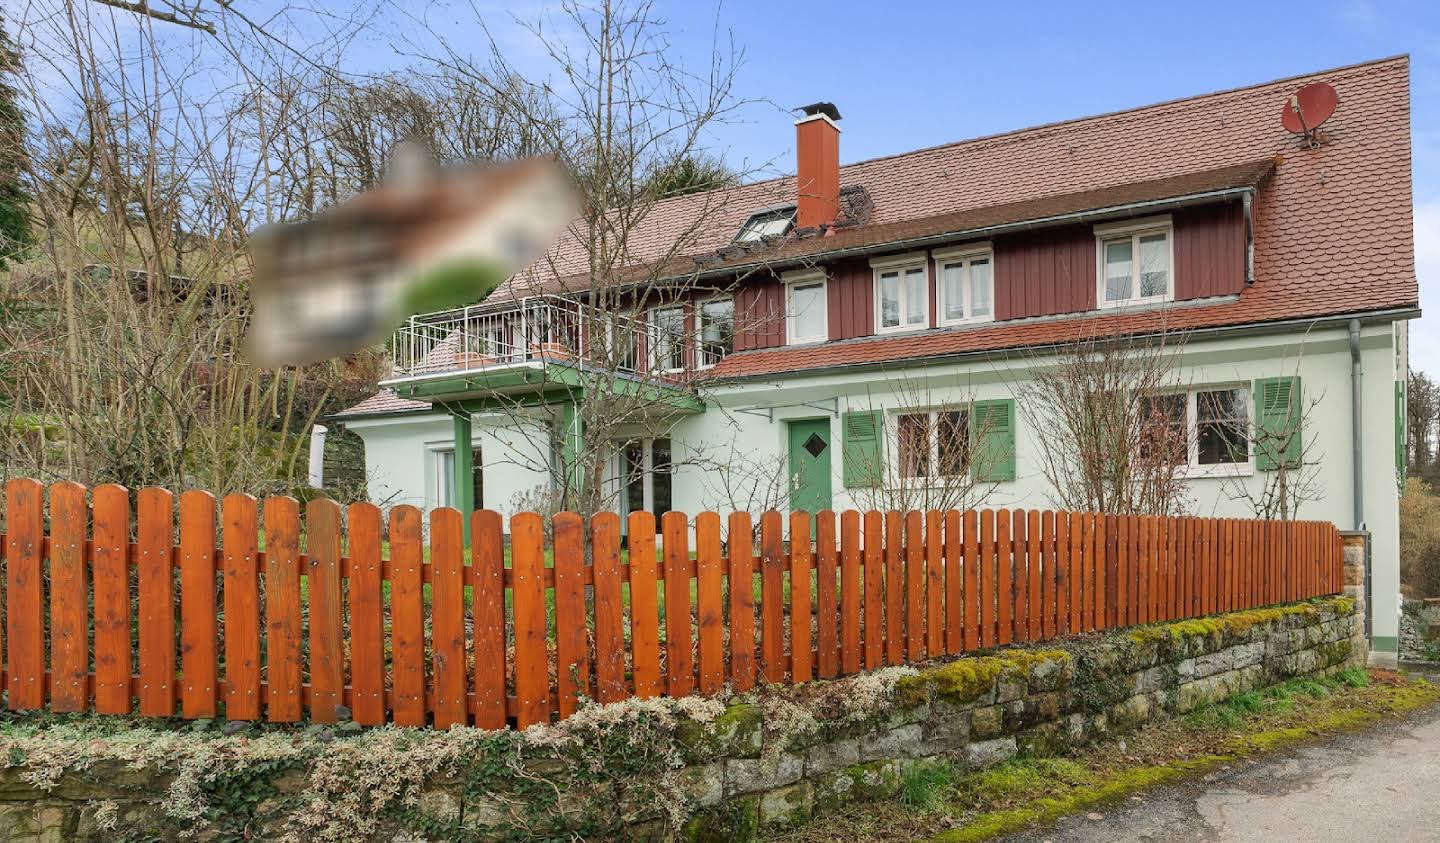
[971,399,1017,482]
[1253,376,1301,471]
[1397,379,1406,490]
[842,410,884,488]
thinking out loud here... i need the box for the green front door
[787,418,833,515]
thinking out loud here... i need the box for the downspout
[1242,192,1255,284]
[1349,319,1364,530]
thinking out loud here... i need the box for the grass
[766,668,1440,843]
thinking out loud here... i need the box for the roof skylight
[735,206,795,242]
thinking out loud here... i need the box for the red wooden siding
[721,198,1246,347]
[826,257,874,340]
[993,224,1096,320]
[733,275,784,351]
[1173,200,1247,300]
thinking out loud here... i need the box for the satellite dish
[1281,82,1338,148]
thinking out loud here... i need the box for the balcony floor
[381,357,705,415]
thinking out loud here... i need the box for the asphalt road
[998,692,1440,842]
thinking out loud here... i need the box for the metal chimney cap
[794,102,842,121]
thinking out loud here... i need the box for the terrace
[381,294,705,521]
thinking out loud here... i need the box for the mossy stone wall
[0,598,1361,842]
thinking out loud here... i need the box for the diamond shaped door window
[803,432,828,458]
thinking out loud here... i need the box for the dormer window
[933,243,994,326]
[735,206,796,242]
[1095,215,1173,308]
[870,253,929,333]
[784,269,828,345]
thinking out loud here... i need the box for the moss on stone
[930,756,1221,843]
[684,794,760,842]
[676,703,763,761]
[1125,598,1352,649]
[813,759,906,813]
[895,651,1071,708]
[926,676,1440,843]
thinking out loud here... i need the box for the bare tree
[1017,330,1192,516]
[691,427,793,516]
[845,370,1005,513]
[412,0,789,518]
[1408,370,1438,481]
[1219,362,1325,520]
[0,2,375,494]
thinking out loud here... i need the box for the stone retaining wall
[0,598,1361,842]
[676,597,1363,838]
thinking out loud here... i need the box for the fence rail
[0,479,1343,728]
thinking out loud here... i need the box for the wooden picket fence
[0,478,1343,729]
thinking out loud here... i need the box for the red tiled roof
[337,389,429,418]
[700,56,1418,378]
[375,55,1415,394]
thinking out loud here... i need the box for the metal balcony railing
[385,295,691,383]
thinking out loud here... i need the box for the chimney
[794,102,842,230]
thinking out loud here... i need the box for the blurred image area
[245,147,575,368]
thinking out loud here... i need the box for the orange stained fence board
[904,511,924,661]
[553,512,591,717]
[389,506,427,727]
[5,479,44,710]
[789,511,814,683]
[840,511,863,673]
[346,502,386,726]
[263,497,304,722]
[728,512,757,691]
[884,512,904,665]
[430,508,469,728]
[176,488,220,707]
[590,513,628,706]
[222,494,262,721]
[944,510,963,653]
[696,512,727,692]
[48,482,89,713]
[815,511,840,679]
[511,512,551,728]
[925,510,944,657]
[962,510,979,651]
[862,511,884,669]
[305,499,345,723]
[136,488,176,717]
[628,512,662,698]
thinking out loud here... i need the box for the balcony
[382,295,703,412]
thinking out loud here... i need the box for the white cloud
[1410,201,1440,376]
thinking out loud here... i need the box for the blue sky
[374,0,1440,370]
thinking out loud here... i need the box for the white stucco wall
[341,319,1408,652]
[344,412,552,524]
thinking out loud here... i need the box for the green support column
[558,401,585,508]
[451,408,474,544]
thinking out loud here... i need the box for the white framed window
[871,252,929,333]
[895,408,971,479]
[784,270,828,345]
[697,296,734,368]
[608,318,639,371]
[933,243,994,326]
[1141,385,1252,476]
[432,445,484,509]
[1095,215,1173,308]
[648,305,686,372]
[605,438,673,533]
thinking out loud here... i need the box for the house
[336,56,1418,663]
